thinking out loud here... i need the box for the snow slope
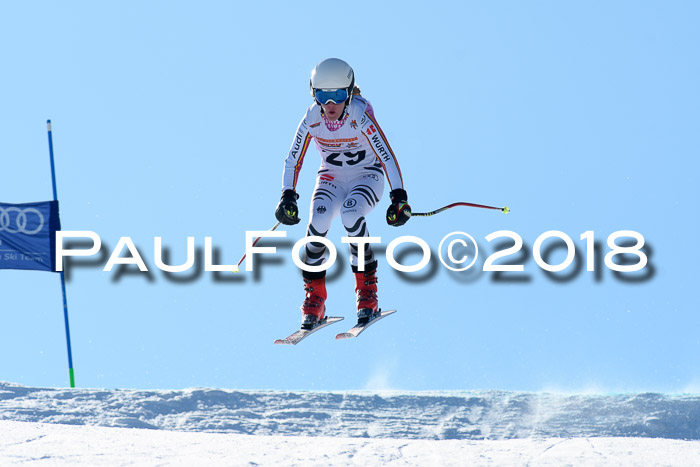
[0,382,699,465]
[2,421,699,466]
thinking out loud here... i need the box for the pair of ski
[274,309,397,345]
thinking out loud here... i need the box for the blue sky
[1,1,698,392]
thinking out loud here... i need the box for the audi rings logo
[0,207,45,235]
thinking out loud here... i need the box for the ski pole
[234,221,281,272]
[410,202,510,217]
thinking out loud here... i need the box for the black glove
[275,190,300,225]
[386,188,411,227]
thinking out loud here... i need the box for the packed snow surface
[1,382,699,465]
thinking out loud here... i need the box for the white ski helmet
[309,58,355,104]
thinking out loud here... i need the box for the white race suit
[281,96,405,273]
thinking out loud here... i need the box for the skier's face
[321,101,345,121]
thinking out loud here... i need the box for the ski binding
[274,316,344,345]
[335,309,397,340]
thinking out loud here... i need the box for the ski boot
[354,262,379,324]
[301,275,327,330]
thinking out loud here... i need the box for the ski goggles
[313,88,349,105]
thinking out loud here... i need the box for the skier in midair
[275,58,411,329]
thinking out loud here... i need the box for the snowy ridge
[1,382,698,440]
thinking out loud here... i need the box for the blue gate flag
[0,200,61,272]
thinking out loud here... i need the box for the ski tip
[335,333,353,340]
